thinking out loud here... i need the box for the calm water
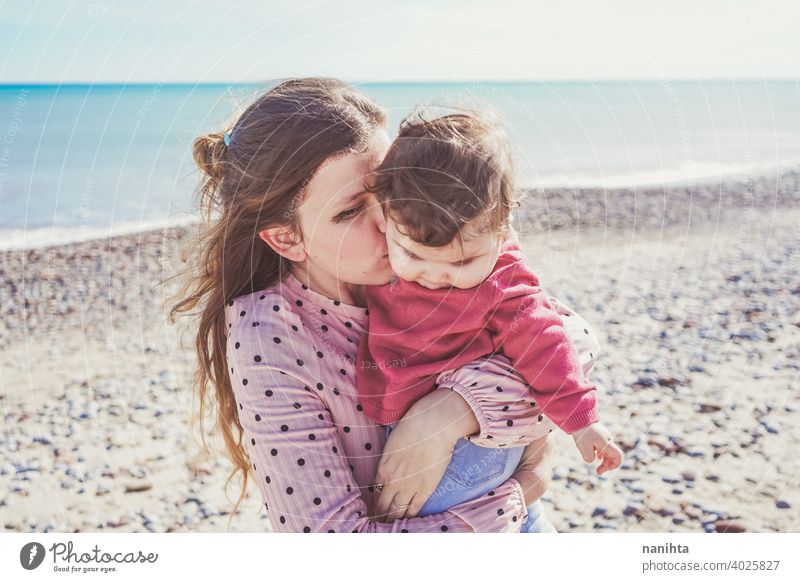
[0,80,798,249]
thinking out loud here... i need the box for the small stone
[655,505,677,517]
[760,421,780,434]
[715,520,746,533]
[696,402,722,413]
[635,374,658,388]
[623,505,641,517]
[124,481,153,493]
[680,471,696,481]
[682,506,701,520]
[657,375,685,388]
[776,500,791,509]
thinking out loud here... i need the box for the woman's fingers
[372,459,395,520]
[401,491,429,519]
[373,485,394,522]
[373,477,410,523]
[384,492,416,523]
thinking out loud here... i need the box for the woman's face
[293,129,393,290]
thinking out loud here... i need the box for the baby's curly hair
[371,107,517,247]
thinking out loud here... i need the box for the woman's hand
[511,432,556,506]
[372,389,479,523]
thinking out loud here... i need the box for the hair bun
[192,131,227,183]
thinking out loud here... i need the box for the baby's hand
[571,423,624,475]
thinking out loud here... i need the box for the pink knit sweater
[356,229,600,432]
[225,272,600,532]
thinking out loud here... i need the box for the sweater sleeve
[485,278,600,434]
[434,296,602,446]
[227,328,529,532]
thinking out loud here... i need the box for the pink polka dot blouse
[224,271,601,532]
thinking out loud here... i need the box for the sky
[1,0,798,83]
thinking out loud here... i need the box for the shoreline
[2,167,798,254]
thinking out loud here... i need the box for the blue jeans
[383,423,557,533]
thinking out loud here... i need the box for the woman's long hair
[165,78,386,529]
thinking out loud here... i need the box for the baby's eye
[403,248,421,261]
[455,258,474,267]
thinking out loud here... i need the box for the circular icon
[20,542,46,570]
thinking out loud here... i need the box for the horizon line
[1,77,798,87]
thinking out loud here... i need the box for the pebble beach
[1,170,799,533]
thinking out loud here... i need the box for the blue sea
[0,80,798,250]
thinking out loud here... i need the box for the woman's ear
[258,226,307,262]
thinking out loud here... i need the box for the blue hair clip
[223,131,232,147]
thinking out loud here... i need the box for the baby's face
[385,216,504,290]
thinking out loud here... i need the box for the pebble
[635,374,658,388]
[696,402,722,413]
[655,505,678,517]
[775,500,791,509]
[623,505,642,517]
[106,515,133,528]
[124,481,153,493]
[682,506,701,520]
[715,520,746,533]
[760,421,780,434]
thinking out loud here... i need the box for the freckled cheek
[305,226,337,263]
[339,230,378,264]
[340,223,384,264]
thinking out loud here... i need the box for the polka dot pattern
[221,273,585,532]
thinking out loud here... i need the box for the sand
[1,172,798,532]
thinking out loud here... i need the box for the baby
[356,108,624,482]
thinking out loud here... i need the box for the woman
[168,78,599,532]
